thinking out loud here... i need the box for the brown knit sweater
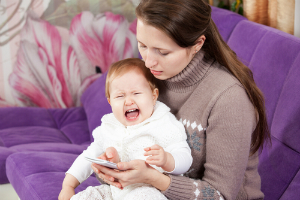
[159,51,264,200]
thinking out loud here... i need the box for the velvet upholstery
[80,72,111,142]
[6,152,99,200]
[1,6,299,200]
[227,20,300,199]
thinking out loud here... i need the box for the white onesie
[67,101,192,200]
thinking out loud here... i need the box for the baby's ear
[107,98,111,105]
[153,88,159,102]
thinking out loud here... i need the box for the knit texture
[160,51,264,200]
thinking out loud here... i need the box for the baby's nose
[125,97,134,105]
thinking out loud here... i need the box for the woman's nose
[144,51,158,68]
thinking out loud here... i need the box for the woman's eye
[138,44,146,49]
[159,51,169,56]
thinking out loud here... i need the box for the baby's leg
[71,185,113,200]
[123,185,168,200]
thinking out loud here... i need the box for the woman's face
[136,19,195,80]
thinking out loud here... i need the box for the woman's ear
[193,35,206,54]
[152,88,159,103]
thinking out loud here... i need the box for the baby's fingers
[144,147,151,151]
[145,156,162,165]
[144,149,161,156]
[150,144,162,150]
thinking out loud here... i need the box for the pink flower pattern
[8,11,138,108]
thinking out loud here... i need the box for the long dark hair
[136,0,270,155]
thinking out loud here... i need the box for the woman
[92,0,270,199]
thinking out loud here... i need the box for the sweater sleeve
[163,84,257,200]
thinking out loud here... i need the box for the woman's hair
[105,58,157,98]
[136,0,270,155]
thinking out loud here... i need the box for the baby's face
[108,70,158,127]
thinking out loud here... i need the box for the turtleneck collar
[162,50,215,92]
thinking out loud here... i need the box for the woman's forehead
[136,19,176,48]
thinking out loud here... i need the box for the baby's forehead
[110,73,150,89]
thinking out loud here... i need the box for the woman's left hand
[92,159,171,190]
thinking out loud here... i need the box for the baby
[59,58,192,200]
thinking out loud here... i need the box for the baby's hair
[105,58,158,98]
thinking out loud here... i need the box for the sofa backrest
[211,7,246,42]
[213,9,300,200]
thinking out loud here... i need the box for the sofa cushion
[9,143,88,155]
[81,72,111,141]
[0,147,16,184]
[280,169,300,199]
[227,20,300,129]
[227,19,300,200]
[0,127,71,147]
[6,151,100,200]
[211,6,246,42]
[0,106,91,184]
[258,137,300,200]
[0,107,57,129]
[48,107,91,145]
[271,53,300,153]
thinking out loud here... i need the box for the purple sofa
[1,6,300,200]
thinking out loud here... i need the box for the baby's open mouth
[125,109,139,120]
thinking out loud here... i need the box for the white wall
[295,0,300,37]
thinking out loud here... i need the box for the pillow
[81,72,111,141]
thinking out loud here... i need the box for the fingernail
[107,153,112,157]
[118,163,122,168]
[110,177,114,181]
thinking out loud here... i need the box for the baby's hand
[144,144,167,167]
[99,147,120,163]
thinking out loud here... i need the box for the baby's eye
[116,95,124,98]
[134,93,141,95]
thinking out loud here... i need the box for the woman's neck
[162,51,214,92]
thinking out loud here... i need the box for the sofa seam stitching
[46,109,73,144]
[272,135,300,200]
[278,165,300,199]
[270,50,300,136]
[272,135,300,157]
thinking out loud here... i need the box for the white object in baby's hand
[84,155,119,170]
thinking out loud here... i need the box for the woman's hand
[91,147,121,187]
[93,159,171,191]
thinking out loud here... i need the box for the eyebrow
[137,40,170,51]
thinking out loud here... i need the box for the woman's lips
[150,70,162,76]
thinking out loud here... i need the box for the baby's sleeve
[165,141,193,175]
[66,126,105,183]
[163,113,193,175]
